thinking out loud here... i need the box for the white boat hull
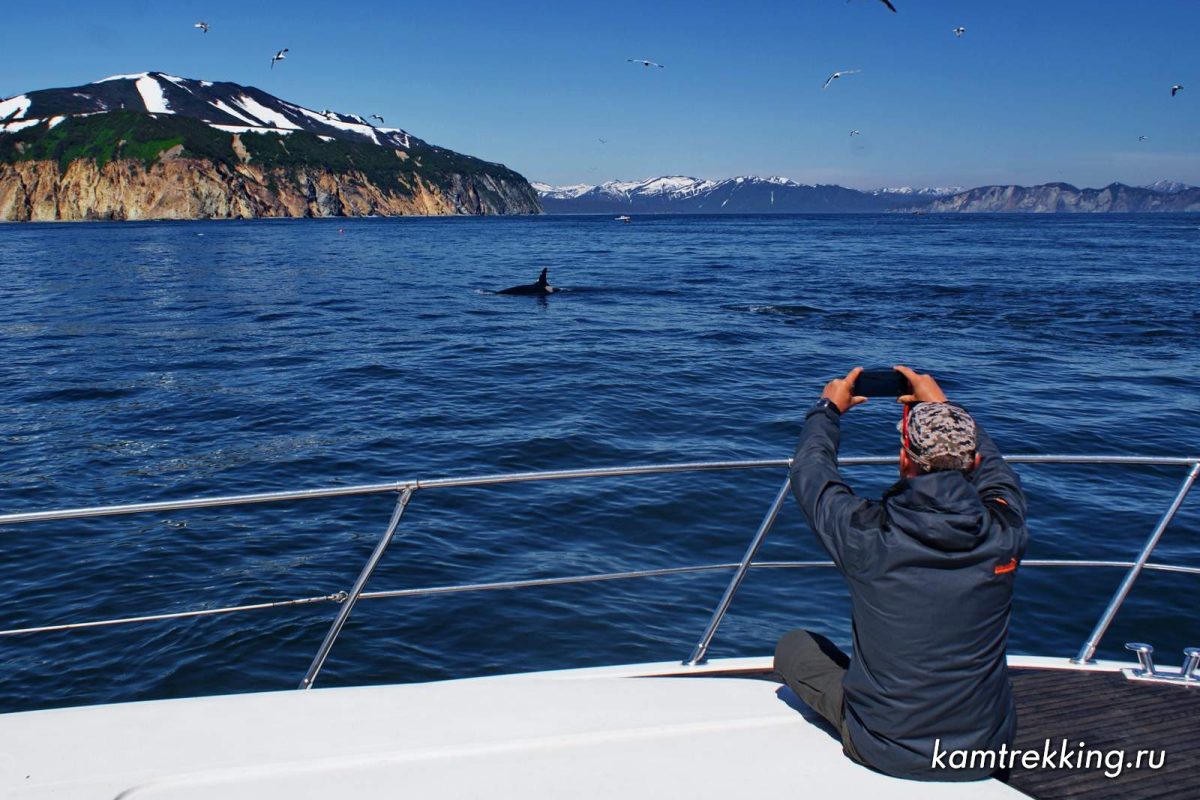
[1,655,1129,799]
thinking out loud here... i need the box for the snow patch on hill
[0,95,32,121]
[1,118,41,133]
[136,75,173,114]
[211,124,295,136]
[209,99,258,126]
[95,73,150,83]
[232,95,300,130]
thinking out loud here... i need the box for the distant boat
[615,215,632,223]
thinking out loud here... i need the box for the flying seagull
[1171,84,1183,96]
[849,0,897,11]
[1139,135,1149,141]
[194,22,209,34]
[370,114,385,125]
[270,48,288,69]
[953,27,965,37]
[823,69,861,90]
[850,129,861,137]
[598,137,607,144]
[627,59,664,68]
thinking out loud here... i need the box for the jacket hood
[883,471,987,552]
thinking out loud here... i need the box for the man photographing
[774,365,1028,781]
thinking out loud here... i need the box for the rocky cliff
[0,73,541,221]
[0,156,539,221]
[917,183,1200,213]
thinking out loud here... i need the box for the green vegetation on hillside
[237,130,413,194]
[0,111,528,203]
[0,112,235,169]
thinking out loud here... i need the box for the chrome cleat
[1125,642,1156,676]
[1122,642,1200,687]
[1183,647,1200,681]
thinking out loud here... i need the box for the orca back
[498,269,554,295]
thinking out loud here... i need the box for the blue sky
[2,0,1197,188]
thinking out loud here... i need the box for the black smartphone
[852,369,911,397]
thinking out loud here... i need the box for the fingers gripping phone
[852,369,911,398]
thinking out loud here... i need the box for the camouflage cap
[900,402,977,472]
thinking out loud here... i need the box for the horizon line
[532,176,1196,193]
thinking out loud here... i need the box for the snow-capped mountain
[532,176,718,201]
[0,72,540,221]
[0,72,418,151]
[529,182,598,200]
[870,185,965,197]
[534,176,953,213]
[1142,180,1197,194]
[534,176,1200,214]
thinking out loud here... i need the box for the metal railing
[0,455,1197,687]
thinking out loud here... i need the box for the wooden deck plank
[682,665,1199,798]
[1003,669,1198,800]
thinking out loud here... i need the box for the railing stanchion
[1072,461,1199,664]
[685,475,792,666]
[299,488,415,689]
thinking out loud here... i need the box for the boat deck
[703,662,1200,799]
[0,661,1017,800]
[1006,668,1199,799]
[3,656,1196,799]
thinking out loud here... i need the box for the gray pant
[773,629,865,764]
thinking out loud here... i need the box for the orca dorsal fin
[537,268,549,286]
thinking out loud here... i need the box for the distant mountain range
[533,176,1200,214]
[0,72,539,221]
[922,182,1200,213]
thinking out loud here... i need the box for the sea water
[0,213,1197,712]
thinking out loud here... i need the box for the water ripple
[0,213,1197,712]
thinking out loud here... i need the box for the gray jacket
[791,402,1028,780]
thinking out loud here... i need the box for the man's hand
[894,364,948,404]
[821,366,869,414]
